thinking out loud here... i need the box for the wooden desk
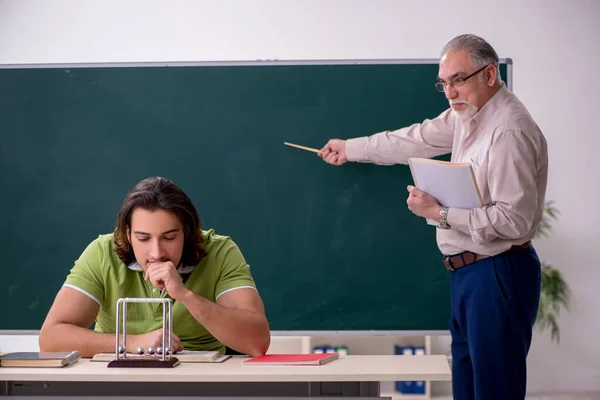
[0,355,451,397]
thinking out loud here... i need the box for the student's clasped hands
[144,261,187,300]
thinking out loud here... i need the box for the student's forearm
[39,323,141,358]
[39,323,118,357]
[179,292,270,357]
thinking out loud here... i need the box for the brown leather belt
[443,241,532,272]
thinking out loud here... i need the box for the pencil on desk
[284,142,322,155]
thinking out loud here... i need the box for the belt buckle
[443,257,455,272]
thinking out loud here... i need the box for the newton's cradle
[107,297,180,368]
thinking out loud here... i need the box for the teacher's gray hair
[441,34,502,83]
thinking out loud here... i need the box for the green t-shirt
[63,229,257,353]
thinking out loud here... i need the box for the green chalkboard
[0,60,510,331]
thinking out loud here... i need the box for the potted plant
[535,200,570,343]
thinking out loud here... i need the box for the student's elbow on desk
[38,324,65,352]
[38,328,53,352]
[246,318,271,357]
[244,338,270,358]
[254,329,271,357]
[39,320,92,353]
[39,286,100,351]
[239,319,271,357]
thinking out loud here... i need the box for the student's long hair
[113,177,207,266]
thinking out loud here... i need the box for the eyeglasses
[434,65,489,92]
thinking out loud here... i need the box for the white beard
[450,101,478,121]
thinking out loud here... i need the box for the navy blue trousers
[450,247,541,400]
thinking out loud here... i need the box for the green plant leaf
[536,200,559,238]
[536,263,570,343]
[534,201,569,344]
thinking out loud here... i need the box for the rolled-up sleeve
[345,109,455,165]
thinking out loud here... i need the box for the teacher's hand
[406,185,442,221]
[320,139,348,166]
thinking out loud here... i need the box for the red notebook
[243,353,338,366]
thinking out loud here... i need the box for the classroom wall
[0,0,598,393]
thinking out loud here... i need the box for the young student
[40,176,270,357]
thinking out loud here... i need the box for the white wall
[0,0,598,393]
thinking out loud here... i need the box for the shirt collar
[472,82,509,126]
